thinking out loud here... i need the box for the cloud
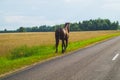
[4,16,24,23]
[3,15,65,26]
[1,0,120,30]
[64,0,85,3]
[102,3,120,11]
[101,0,120,11]
[64,0,76,3]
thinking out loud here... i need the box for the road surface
[1,36,120,80]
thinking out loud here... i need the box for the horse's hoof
[62,50,65,53]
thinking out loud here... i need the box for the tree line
[1,18,120,33]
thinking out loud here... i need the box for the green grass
[68,33,120,51]
[0,32,120,76]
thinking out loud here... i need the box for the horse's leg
[65,38,68,51]
[62,39,65,53]
[55,39,59,53]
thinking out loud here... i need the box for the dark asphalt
[1,36,120,80]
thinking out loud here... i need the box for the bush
[10,45,34,59]
[9,45,54,59]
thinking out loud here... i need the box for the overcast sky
[0,0,120,30]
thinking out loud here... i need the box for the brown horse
[55,23,70,53]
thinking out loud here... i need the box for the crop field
[0,30,120,75]
[0,31,119,56]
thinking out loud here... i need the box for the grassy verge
[0,32,120,76]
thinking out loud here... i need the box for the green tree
[70,23,80,31]
[17,27,26,32]
[4,29,7,32]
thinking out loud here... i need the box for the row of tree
[70,18,119,31]
[17,25,55,32]
[17,18,120,32]
[1,18,120,33]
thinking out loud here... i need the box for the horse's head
[64,23,70,33]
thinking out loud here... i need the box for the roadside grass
[68,33,120,51]
[0,32,120,76]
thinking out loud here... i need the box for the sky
[0,0,120,30]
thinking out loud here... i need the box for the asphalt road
[1,36,120,80]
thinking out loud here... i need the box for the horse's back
[55,28,64,40]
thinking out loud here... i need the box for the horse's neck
[63,26,68,31]
[64,26,69,33]
[63,27,69,34]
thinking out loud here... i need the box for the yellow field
[0,31,119,56]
